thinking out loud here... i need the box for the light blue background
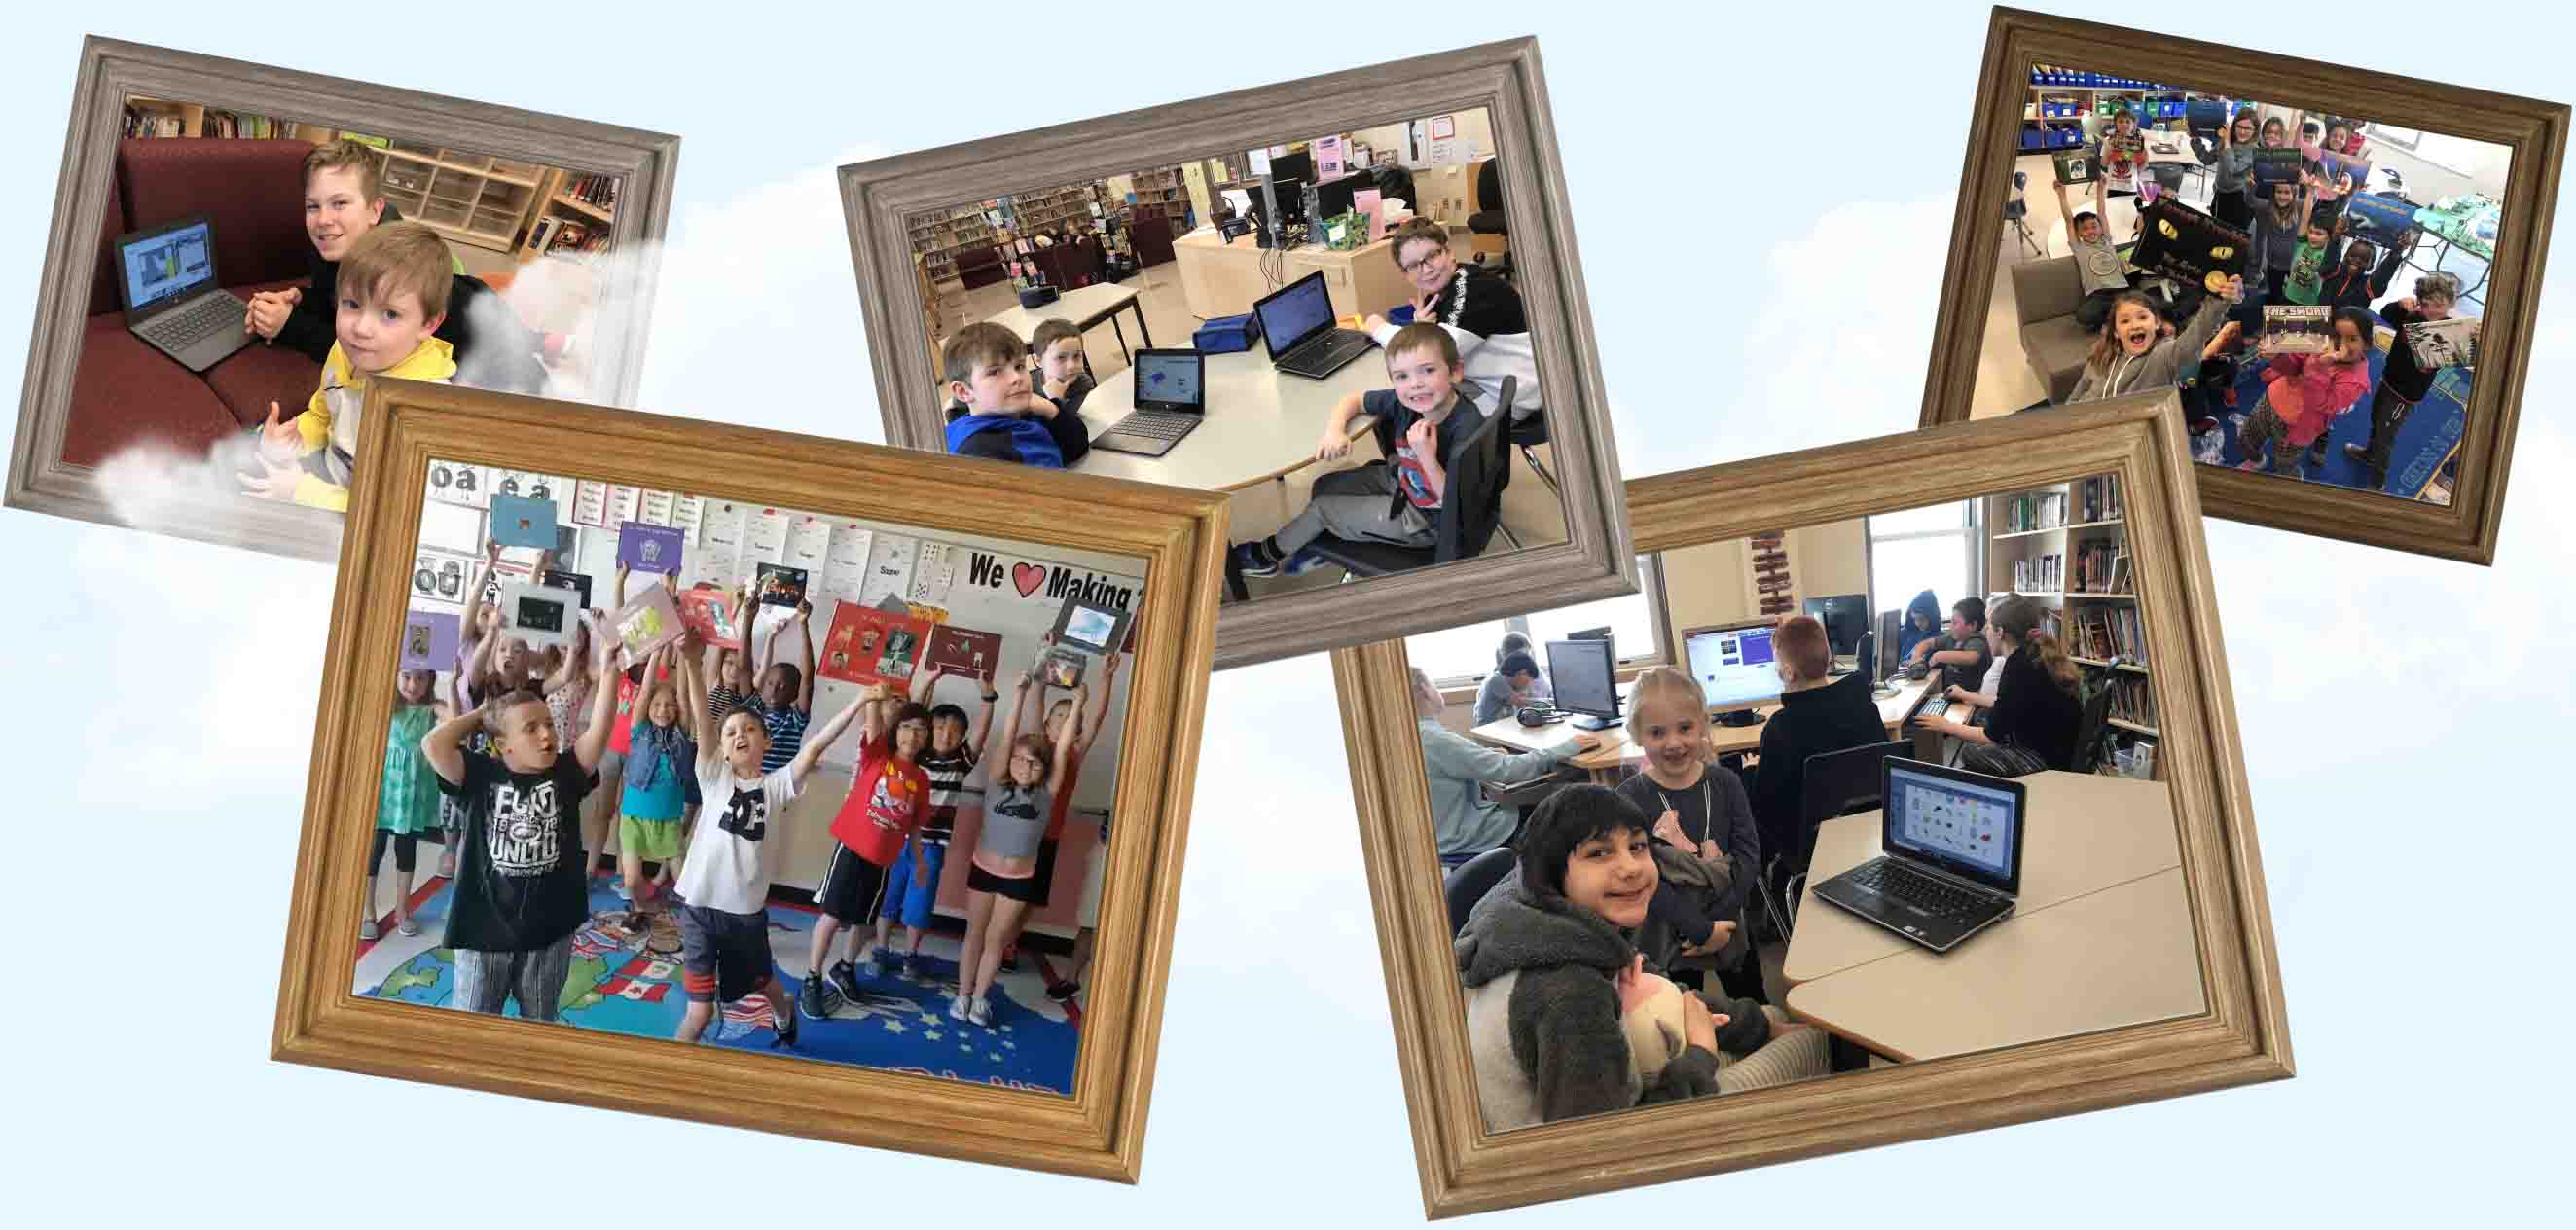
[4,2,2565,1223]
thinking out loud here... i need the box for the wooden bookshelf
[520,168,619,263]
[373,141,546,254]
[910,203,1002,295]
[1128,164,1191,230]
[1985,474,2159,780]
[122,97,353,143]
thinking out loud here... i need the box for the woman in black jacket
[1915,596,2084,777]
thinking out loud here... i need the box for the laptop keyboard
[1850,861,1992,922]
[1286,330,1371,372]
[1917,694,1952,721]
[148,295,243,349]
[1103,411,1197,442]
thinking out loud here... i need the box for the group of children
[370,539,1124,1044]
[2047,104,2472,488]
[942,318,1097,467]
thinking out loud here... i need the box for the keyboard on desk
[1277,329,1374,378]
[145,295,245,349]
[1849,860,1990,922]
[1915,694,1951,721]
[1092,410,1202,457]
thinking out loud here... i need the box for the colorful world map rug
[354,880,1079,1096]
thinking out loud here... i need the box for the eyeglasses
[1398,250,1449,275]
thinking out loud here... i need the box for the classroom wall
[410,472,1144,938]
[1657,519,1869,654]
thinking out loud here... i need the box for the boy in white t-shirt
[2055,174,2130,335]
[671,629,869,1047]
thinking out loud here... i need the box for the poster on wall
[638,489,677,527]
[859,534,919,606]
[569,480,608,528]
[606,485,642,527]
[747,508,790,566]
[821,522,875,605]
[909,541,961,607]
[426,460,490,509]
[411,546,479,611]
[671,494,705,545]
[817,601,930,687]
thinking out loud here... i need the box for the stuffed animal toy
[1617,967,1693,1087]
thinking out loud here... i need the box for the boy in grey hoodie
[1455,786,1829,1132]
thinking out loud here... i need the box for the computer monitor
[1569,627,1613,641]
[1683,621,1782,725]
[1270,176,1309,226]
[1853,631,1877,688]
[1802,594,1868,657]
[1311,172,1366,223]
[1876,610,1904,683]
[1544,636,1619,732]
[1270,150,1314,184]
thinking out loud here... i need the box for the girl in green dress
[366,668,451,940]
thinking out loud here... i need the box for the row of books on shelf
[2077,474,2123,524]
[2070,541,2131,595]
[562,173,619,211]
[2001,490,2070,532]
[2013,553,2065,594]
[2105,675,2157,728]
[2075,605,2148,667]
[529,216,609,256]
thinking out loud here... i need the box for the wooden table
[1066,342,1382,493]
[982,282,1151,364]
[1464,674,1939,784]
[1173,227,1423,322]
[1781,771,2203,1063]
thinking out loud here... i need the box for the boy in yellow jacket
[238,221,458,511]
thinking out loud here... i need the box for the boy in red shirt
[798,684,934,1021]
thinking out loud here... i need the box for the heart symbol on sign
[1011,562,1045,597]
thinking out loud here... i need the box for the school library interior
[1412,477,2195,1130]
[1979,68,2506,505]
[361,462,1142,1096]
[910,107,1568,599]
[68,97,614,491]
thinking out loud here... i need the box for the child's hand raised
[236,453,304,502]
[255,403,301,465]
[1403,416,1435,456]
[2221,273,2246,302]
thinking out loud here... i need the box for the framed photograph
[1332,393,2290,1216]
[1920,8,2566,563]
[7,36,679,564]
[837,37,1634,668]
[274,379,1226,1181]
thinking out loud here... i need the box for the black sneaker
[1046,979,1079,1002]
[1229,541,1284,578]
[796,974,844,1021]
[2342,443,2371,463]
[828,959,866,1004]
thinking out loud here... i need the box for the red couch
[63,138,330,469]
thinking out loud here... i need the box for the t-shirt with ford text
[437,750,598,952]
[827,729,930,865]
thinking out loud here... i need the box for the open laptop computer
[1253,271,1375,380]
[113,214,252,373]
[1811,757,2025,953]
[1091,348,1207,458]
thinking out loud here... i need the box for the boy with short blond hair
[942,322,1065,468]
[238,221,458,511]
[1230,322,1485,577]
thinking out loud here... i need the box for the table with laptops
[1071,270,1388,489]
[1782,760,2202,1063]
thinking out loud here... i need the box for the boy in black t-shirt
[422,626,623,1021]
[1230,323,1486,577]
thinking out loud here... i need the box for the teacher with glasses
[1362,217,1542,425]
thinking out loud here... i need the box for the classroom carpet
[2191,331,2469,502]
[353,878,1080,1097]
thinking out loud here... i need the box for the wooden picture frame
[837,37,1633,669]
[1919,7,2566,564]
[8,36,680,564]
[272,380,1226,1181]
[1334,392,2292,1217]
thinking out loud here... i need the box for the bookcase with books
[121,97,355,143]
[910,203,1003,295]
[519,169,620,264]
[1127,164,1191,230]
[1985,473,2159,779]
[370,140,549,255]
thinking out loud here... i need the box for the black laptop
[1253,271,1375,379]
[113,213,253,373]
[1091,348,1207,458]
[1812,757,2025,953]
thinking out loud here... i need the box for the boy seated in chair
[1230,323,1486,577]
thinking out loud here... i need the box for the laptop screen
[123,220,217,313]
[1134,351,1204,411]
[1885,760,2020,888]
[1255,273,1334,359]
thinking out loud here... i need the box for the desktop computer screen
[1802,594,1868,657]
[1544,636,1619,731]
[1270,150,1314,184]
[1312,172,1366,223]
[1685,626,1783,712]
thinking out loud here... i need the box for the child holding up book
[2236,307,2375,478]
[2346,271,2470,489]
[366,668,450,939]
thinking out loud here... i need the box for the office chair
[2072,669,2119,774]
[1467,156,1510,276]
[2005,170,2045,260]
[1301,377,1517,579]
[1445,846,1518,938]
[1508,412,1560,503]
[1776,739,1913,933]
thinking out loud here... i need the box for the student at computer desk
[1230,322,1483,578]
[1472,650,1548,725]
[1411,668,1599,869]
[1454,785,1828,1133]
[1913,596,2084,778]
[943,318,1093,467]
[1749,615,1889,896]
[1904,597,1992,695]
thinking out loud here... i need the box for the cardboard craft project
[490,495,559,550]
[619,521,687,575]
[676,585,745,651]
[2259,305,2332,356]
[2252,148,2303,191]
[497,582,577,648]
[399,609,461,673]
[2404,316,2481,370]
[540,568,593,611]
[923,625,1006,681]
[755,563,810,608]
[818,600,930,687]
[2130,199,2249,296]
[610,585,686,665]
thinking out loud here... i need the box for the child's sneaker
[797,974,844,1021]
[1229,541,1285,578]
[948,995,969,1022]
[966,995,995,1028]
[2235,458,2267,472]
[397,916,421,937]
[1280,548,1328,577]
[359,918,380,941]
[828,959,866,1004]
[613,879,632,903]
[899,951,921,979]
[871,945,899,976]
[1046,979,1080,1003]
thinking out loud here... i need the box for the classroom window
[1409,556,1666,687]
[2366,122,2423,154]
[1867,501,1979,620]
